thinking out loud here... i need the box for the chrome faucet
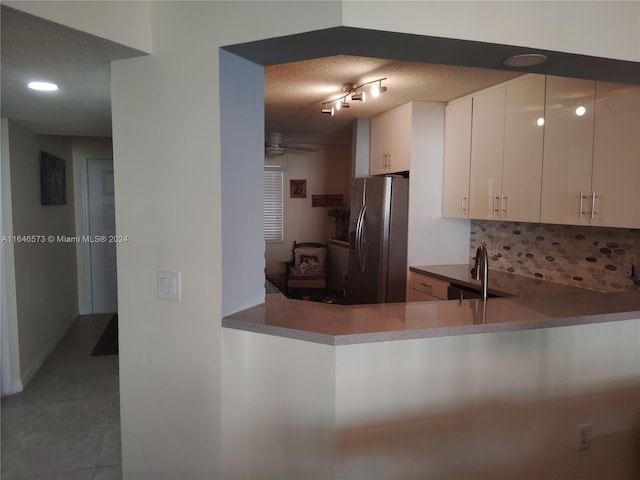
[471,243,489,301]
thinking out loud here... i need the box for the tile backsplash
[470,220,640,292]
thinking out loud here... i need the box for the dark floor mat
[91,314,118,356]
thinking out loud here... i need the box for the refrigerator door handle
[356,205,367,272]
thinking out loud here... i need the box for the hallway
[1,314,122,480]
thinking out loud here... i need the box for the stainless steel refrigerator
[344,176,409,305]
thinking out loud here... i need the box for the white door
[88,158,118,313]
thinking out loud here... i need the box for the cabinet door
[469,87,506,220]
[408,272,449,299]
[540,76,595,225]
[387,103,412,173]
[408,289,442,302]
[442,97,472,218]
[501,74,545,222]
[591,82,640,228]
[369,113,388,175]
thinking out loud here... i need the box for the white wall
[1,118,22,395]
[265,145,351,287]
[5,0,152,53]
[71,137,113,314]
[221,328,336,479]
[342,1,640,62]
[407,102,470,267]
[335,319,640,479]
[351,118,370,179]
[223,318,640,479]
[110,2,344,477]
[220,50,266,316]
[6,122,78,387]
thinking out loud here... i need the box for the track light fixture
[320,78,387,116]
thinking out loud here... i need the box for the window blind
[264,166,284,244]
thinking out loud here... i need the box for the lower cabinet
[407,272,449,302]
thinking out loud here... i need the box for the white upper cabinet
[501,74,545,222]
[468,85,506,220]
[468,74,546,221]
[540,76,596,225]
[370,103,412,175]
[591,82,640,228]
[442,97,472,218]
[444,74,638,228]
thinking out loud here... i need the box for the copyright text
[1,235,129,244]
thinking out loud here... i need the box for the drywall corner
[0,118,22,395]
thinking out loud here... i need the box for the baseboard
[20,312,78,389]
[1,378,24,397]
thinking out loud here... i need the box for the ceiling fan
[265,132,318,157]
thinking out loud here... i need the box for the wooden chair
[285,241,328,297]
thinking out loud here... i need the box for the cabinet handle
[461,195,467,212]
[419,282,433,290]
[501,194,507,216]
[579,192,588,219]
[387,153,391,169]
[591,192,598,219]
[492,195,500,215]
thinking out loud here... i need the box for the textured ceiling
[4,6,638,144]
[1,5,520,142]
[1,6,146,137]
[265,55,522,143]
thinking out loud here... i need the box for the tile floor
[1,314,122,480]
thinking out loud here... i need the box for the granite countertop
[223,265,640,345]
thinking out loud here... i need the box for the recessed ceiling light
[28,81,58,92]
[502,54,548,67]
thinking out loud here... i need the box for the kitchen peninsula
[222,268,640,479]
[223,265,640,345]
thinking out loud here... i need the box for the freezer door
[345,179,365,304]
[385,177,409,302]
[359,177,389,304]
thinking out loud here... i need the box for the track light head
[335,99,349,110]
[351,91,366,102]
[321,105,335,116]
[371,83,387,98]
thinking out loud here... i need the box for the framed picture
[312,194,343,207]
[40,151,66,205]
[290,179,307,198]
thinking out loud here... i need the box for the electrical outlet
[577,423,592,451]
[624,263,634,278]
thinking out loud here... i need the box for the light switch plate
[157,271,181,301]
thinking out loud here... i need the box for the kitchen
[10,2,634,479]
[222,28,640,479]
[262,56,640,303]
